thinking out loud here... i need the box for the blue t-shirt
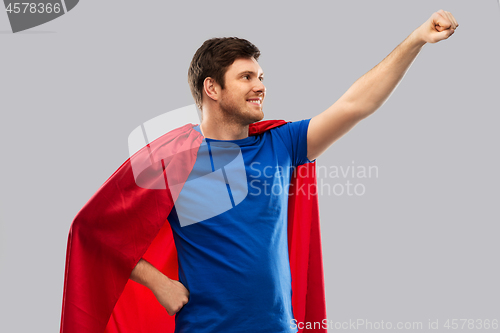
[167,119,314,333]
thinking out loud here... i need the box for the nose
[253,80,266,95]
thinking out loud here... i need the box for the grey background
[1,0,499,332]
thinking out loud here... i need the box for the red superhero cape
[60,120,327,333]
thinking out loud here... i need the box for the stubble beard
[219,94,264,126]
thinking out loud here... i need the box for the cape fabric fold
[60,120,326,333]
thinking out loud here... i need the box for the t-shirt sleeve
[273,118,316,167]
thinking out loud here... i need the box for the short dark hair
[188,37,261,111]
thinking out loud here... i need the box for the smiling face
[218,57,266,125]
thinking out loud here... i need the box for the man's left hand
[415,9,459,44]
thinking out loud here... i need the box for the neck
[200,113,250,141]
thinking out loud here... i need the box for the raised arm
[130,258,189,316]
[307,10,458,161]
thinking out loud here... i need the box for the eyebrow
[237,70,264,78]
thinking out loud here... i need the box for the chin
[248,111,264,124]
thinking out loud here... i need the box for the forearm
[130,258,166,291]
[340,29,426,119]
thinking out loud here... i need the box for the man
[130,38,318,333]
[60,9,458,333]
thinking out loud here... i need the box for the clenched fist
[153,275,190,316]
[130,258,190,316]
[416,9,459,44]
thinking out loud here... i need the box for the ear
[203,77,220,103]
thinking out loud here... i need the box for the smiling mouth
[247,99,262,106]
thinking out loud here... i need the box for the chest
[172,140,293,227]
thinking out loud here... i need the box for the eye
[243,75,250,80]
[259,77,264,82]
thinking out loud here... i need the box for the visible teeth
[248,99,261,104]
